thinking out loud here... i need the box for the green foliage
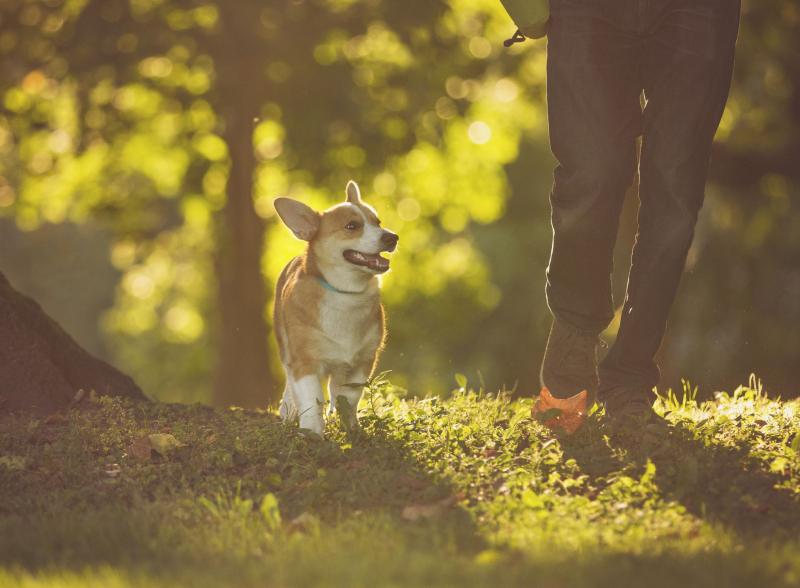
[0,0,798,401]
[0,0,553,402]
[2,380,800,586]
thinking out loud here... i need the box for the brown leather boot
[540,320,602,400]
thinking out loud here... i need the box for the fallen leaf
[43,413,67,425]
[532,388,588,436]
[70,389,87,406]
[344,459,369,471]
[402,494,462,521]
[104,463,122,478]
[0,455,26,470]
[127,433,185,462]
[128,436,152,461]
[286,512,319,534]
[148,433,184,456]
[474,549,503,566]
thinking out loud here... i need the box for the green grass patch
[1,379,799,587]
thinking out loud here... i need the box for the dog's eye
[345,221,361,231]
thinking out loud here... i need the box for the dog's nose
[381,231,399,251]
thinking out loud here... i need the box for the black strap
[503,29,527,47]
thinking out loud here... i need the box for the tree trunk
[210,2,277,408]
[0,270,146,414]
[213,100,275,408]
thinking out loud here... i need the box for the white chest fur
[317,290,381,369]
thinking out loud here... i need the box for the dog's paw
[297,427,324,441]
[298,414,325,438]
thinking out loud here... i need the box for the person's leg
[542,0,641,399]
[599,0,741,404]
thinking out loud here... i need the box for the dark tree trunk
[213,101,276,408]
[0,271,146,414]
[211,2,276,408]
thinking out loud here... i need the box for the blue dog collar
[317,276,359,295]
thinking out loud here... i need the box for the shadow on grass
[279,412,482,547]
[561,414,800,540]
[0,402,483,578]
[2,398,798,587]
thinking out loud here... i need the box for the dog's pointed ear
[274,198,320,241]
[345,180,361,204]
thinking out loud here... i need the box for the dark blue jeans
[545,0,741,393]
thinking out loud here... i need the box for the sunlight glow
[397,197,421,222]
[127,274,155,299]
[165,305,204,342]
[494,78,519,103]
[467,121,492,144]
[468,37,492,59]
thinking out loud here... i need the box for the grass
[1,376,799,587]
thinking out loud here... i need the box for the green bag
[499,0,550,40]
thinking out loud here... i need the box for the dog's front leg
[292,374,325,437]
[279,368,297,422]
[329,369,368,430]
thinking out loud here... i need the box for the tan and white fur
[273,180,398,437]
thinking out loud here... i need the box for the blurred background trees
[0,0,797,405]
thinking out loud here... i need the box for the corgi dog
[272,180,398,437]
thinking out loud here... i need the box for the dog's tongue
[368,255,389,271]
[344,250,389,272]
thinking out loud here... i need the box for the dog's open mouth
[343,250,390,273]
